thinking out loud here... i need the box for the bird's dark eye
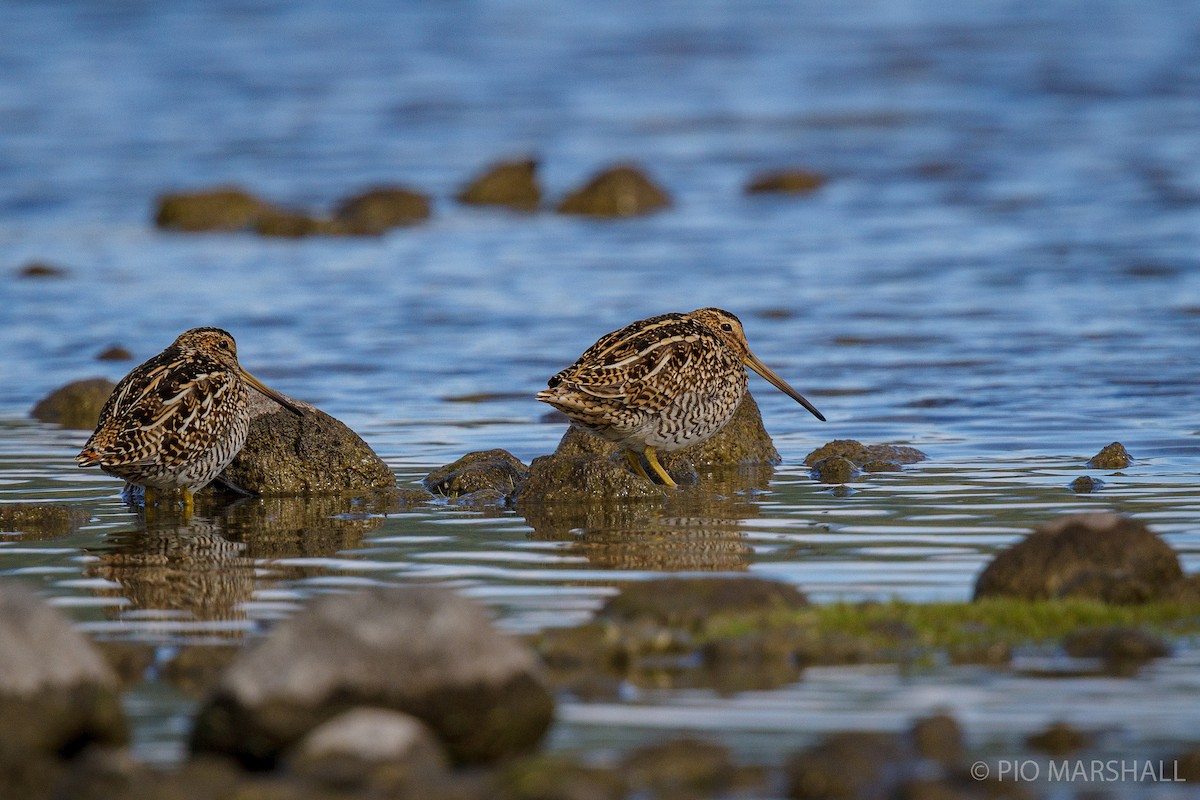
[219,340,231,350]
[721,323,733,332]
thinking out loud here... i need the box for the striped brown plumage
[76,327,302,510]
[537,308,824,487]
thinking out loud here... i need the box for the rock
[1025,721,1091,756]
[95,346,132,361]
[16,260,69,278]
[190,586,554,767]
[555,163,671,217]
[1162,573,1200,603]
[785,731,910,800]
[288,708,449,790]
[745,169,829,195]
[1069,476,1103,493]
[424,449,529,500]
[254,208,330,237]
[972,514,1183,602]
[457,158,542,210]
[910,714,964,766]
[498,753,626,800]
[0,503,89,537]
[211,392,396,496]
[1174,744,1200,782]
[622,737,735,798]
[1087,442,1132,469]
[1062,625,1171,664]
[0,581,128,757]
[810,456,860,484]
[804,440,927,467]
[154,187,278,232]
[514,453,667,504]
[333,186,431,234]
[601,577,808,632]
[31,378,116,430]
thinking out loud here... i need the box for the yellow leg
[643,446,677,489]
[144,486,157,507]
[182,489,194,517]
[625,449,653,482]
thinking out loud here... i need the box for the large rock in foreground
[0,581,128,757]
[973,514,1183,602]
[213,392,395,496]
[190,586,554,767]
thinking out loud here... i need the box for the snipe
[537,308,825,487]
[77,327,303,512]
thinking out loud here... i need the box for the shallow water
[3,0,1200,779]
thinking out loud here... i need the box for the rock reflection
[86,495,385,627]
[521,466,771,571]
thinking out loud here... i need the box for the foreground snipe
[537,308,825,487]
[77,327,303,511]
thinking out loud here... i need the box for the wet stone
[1069,475,1104,493]
[31,378,116,430]
[254,208,331,237]
[810,456,860,484]
[744,168,829,195]
[456,157,542,210]
[0,503,89,537]
[972,513,1183,602]
[0,581,128,758]
[154,186,279,232]
[190,585,554,768]
[1062,625,1171,664]
[555,163,672,217]
[16,260,69,278]
[1087,441,1132,469]
[601,577,809,632]
[333,185,431,234]
[910,713,965,766]
[95,345,132,361]
[1025,721,1092,756]
[621,737,735,799]
[515,453,666,504]
[424,449,529,500]
[803,439,927,467]
[785,731,912,800]
[497,753,626,800]
[212,391,396,496]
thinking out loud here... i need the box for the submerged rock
[190,586,553,767]
[555,163,671,217]
[254,208,331,237]
[212,391,395,496]
[154,187,279,232]
[0,503,89,538]
[1025,721,1091,756]
[456,157,542,210]
[1069,475,1104,493]
[95,345,132,361]
[0,581,128,758]
[803,439,927,469]
[622,737,736,799]
[1087,442,1133,469]
[333,186,431,234]
[810,456,860,485]
[744,169,829,195]
[31,378,116,430]
[1062,625,1171,666]
[424,449,529,501]
[602,577,808,631]
[972,513,1182,602]
[515,453,667,504]
[16,260,69,278]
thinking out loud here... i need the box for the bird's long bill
[745,354,826,422]
[240,368,305,417]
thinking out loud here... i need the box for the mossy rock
[31,378,116,430]
[803,439,926,467]
[424,449,528,499]
[456,158,541,210]
[973,513,1183,602]
[0,503,89,538]
[555,163,671,217]
[154,187,278,232]
[1087,441,1132,469]
[333,186,431,234]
